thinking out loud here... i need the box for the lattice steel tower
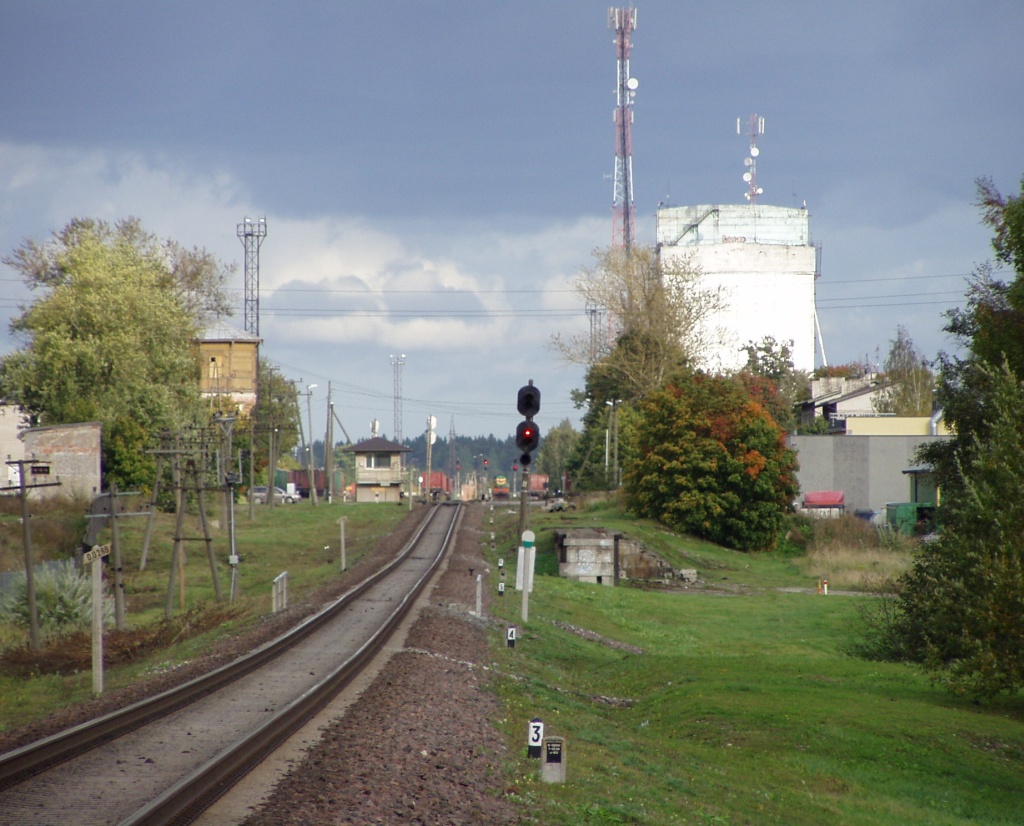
[237,217,267,336]
[390,353,406,445]
[609,7,638,249]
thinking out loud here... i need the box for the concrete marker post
[527,717,544,758]
[521,529,535,624]
[84,543,111,695]
[541,736,567,783]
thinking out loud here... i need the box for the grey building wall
[21,421,102,499]
[788,434,949,515]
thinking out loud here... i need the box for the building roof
[343,436,410,453]
[200,317,261,343]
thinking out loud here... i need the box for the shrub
[0,559,112,638]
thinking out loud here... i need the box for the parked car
[250,486,298,504]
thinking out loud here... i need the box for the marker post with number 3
[527,717,544,759]
[84,543,111,695]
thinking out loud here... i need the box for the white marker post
[527,717,544,759]
[337,517,347,572]
[520,530,535,624]
[84,543,111,695]
[507,626,516,648]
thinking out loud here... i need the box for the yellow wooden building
[195,318,261,416]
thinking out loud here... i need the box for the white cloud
[0,143,596,436]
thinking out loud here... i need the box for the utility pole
[305,384,318,506]
[4,459,61,650]
[425,416,436,503]
[325,383,334,503]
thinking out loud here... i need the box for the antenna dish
[750,146,760,157]
[744,157,753,167]
[626,77,639,90]
[743,172,752,183]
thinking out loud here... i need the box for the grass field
[2,497,1021,824]
[0,498,410,733]
[486,500,1024,825]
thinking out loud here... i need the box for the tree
[739,336,810,430]
[553,246,724,404]
[872,326,934,416]
[892,176,1024,698]
[534,418,580,490]
[0,218,228,489]
[624,374,798,551]
[896,363,1024,697]
[244,360,301,485]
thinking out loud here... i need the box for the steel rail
[126,501,462,825]
[0,503,451,792]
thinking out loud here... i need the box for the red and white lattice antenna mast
[609,7,638,249]
[738,114,765,203]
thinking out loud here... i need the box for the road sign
[83,544,111,565]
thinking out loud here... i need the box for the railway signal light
[516,420,540,461]
[515,380,541,467]
[517,382,541,418]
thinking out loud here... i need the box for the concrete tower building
[656,203,820,374]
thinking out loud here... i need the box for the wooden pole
[18,463,40,651]
[191,460,223,603]
[109,481,126,630]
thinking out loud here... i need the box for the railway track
[0,501,463,826]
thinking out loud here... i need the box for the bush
[774,513,814,557]
[0,559,112,638]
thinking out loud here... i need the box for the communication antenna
[237,217,267,336]
[390,353,406,445]
[609,7,638,249]
[737,114,765,203]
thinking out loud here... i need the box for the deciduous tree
[624,374,797,551]
[0,218,229,489]
[872,326,934,416]
[891,176,1024,698]
[553,246,723,404]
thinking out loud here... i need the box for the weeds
[0,559,112,637]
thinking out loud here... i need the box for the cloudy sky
[1,2,1021,443]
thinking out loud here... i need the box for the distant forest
[308,432,520,481]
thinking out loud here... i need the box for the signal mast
[609,7,638,249]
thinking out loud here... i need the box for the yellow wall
[843,416,949,436]
[196,340,258,395]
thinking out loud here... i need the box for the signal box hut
[344,437,409,503]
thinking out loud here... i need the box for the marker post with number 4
[507,626,516,648]
[84,543,111,695]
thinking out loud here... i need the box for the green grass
[0,499,410,733]
[487,501,1024,825]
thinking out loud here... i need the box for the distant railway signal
[515,380,541,466]
[516,421,540,459]
[517,382,541,418]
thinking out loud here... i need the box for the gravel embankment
[0,503,524,824]
[241,502,523,824]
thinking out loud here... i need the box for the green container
[886,502,920,536]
